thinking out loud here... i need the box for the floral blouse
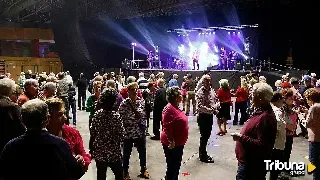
[90,110,124,163]
[118,98,147,139]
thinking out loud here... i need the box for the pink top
[306,103,320,142]
[181,82,187,96]
[286,113,298,136]
[161,103,189,146]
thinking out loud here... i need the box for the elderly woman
[119,82,149,179]
[0,78,25,155]
[17,78,39,106]
[216,79,232,135]
[232,82,277,180]
[120,76,143,99]
[10,84,22,103]
[304,88,320,180]
[46,98,91,172]
[90,89,125,180]
[233,78,249,125]
[161,86,189,180]
[86,81,102,127]
[275,80,282,92]
[269,92,286,180]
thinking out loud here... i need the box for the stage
[124,68,282,90]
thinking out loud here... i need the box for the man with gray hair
[137,72,148,90]
[0,99,85,179]
[168,74,179,87]
[17,78,39,106]
[42,82,57,100]
[0,78,26,157]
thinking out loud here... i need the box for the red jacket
[161,103,189,146]
[235,106,277,166]
[120,87,143,99]
[62,125,91,171]
[235,87,249,102]
[216,88,232,103]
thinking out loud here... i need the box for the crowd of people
[0,69,319,180]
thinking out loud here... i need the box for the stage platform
[125,68,282,90]
[126,68,246,89]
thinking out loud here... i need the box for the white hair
[311,73,317,77]
[126,76,136,84]
[275,80,282,87]
[316,80,320,87]
[138,72,144,78]
[259,76,266,83]
[24,79,38,89]
[43,82,57,92]
[0,78,16,96]
[173,74,179,79]
[21,99,48,129]
[219,79,229,88]
[252,82,273,102]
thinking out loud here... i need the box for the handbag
[128,100,147,131]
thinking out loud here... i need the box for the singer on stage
[192,50,200,70]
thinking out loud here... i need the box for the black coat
[0,130,85,180]
[0,97,25,154]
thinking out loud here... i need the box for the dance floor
[75,92,312,180]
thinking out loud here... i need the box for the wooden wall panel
[0,28,54,40]
[0,56,63,81]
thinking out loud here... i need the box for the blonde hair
[275,80,282,87]
[93,81,103,88]
[94,75,103,82]
[127,82,138,90]
[219,79,229,89]
[45,98,65,113]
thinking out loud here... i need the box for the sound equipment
[245,63,251,71]
[236,63,242,70]
[207,65,219,70]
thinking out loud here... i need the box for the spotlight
[228,32,231,35]
[198,33,201,35]
[213,32,216,34]
[238,32,241,34]
[233,32,236,34]
[131,42,137,46]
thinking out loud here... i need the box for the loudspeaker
[207,65,219,70]
[236,63,242,70]
[245,63,251,71]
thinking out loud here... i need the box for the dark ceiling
[0,0,267,24]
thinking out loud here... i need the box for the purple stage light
[228,32,231,35]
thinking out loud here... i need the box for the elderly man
[168,74,179,87]
[57,72,71,124]
[17,78,38,106]
[0,99,85,180]
[42,82,57,100]
[196,75,218,163]
[151,79,167,140]
[0,78,26,157]
[137,72,148,90]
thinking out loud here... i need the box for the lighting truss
[0,0,274,23]
[168,24,259,34]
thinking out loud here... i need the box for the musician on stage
[220,47,228,70]
[147,51,154,69]
[192,50,200,70]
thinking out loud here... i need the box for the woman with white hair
[232,82,277,180]
[216,79,232,136]
[275,80,282,92]
[259,76,266,83]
